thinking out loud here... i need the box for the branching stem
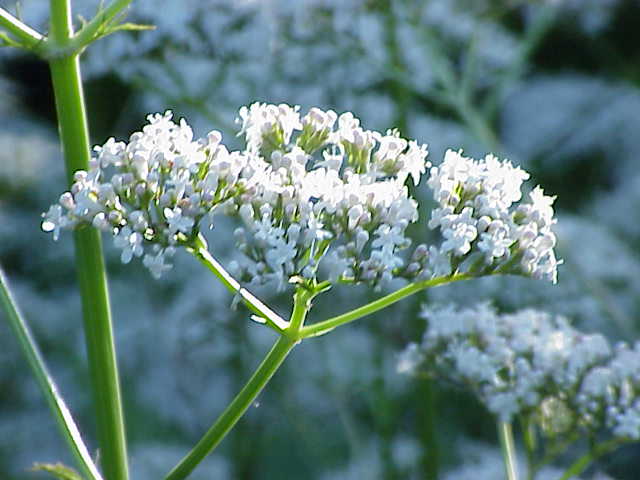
[189,235,289,333]
[69,0,134,54]
[164,289,312,480]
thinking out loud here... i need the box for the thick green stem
[48,2,128,479]
[0,267,103,480]
[498,421,519,480]
[71,226,128,480]
[0,7,44,46]
[299,273,473,338]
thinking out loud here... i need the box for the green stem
[0,7,44,46]
[289,288,312,331]
[299,273,473,338]
[522,417,537,480]
[556,439,621,480]
[165,291,311,480]
[0,267,103,480]
[189,236,289,332]
[164,337,293,480]
[533,433,580,473]
[498,421,519,480]
[48,2,128,479]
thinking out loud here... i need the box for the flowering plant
[1,2,626,480]
[33,98,561,478]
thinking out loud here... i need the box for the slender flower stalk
[164,289,312,480]
[522,417,538,480]
[0,7,44,46]
[557,439,621,480]
[0,267,103,480]
[48,1,128,479]
[189,235,289,332]
[499,421,519,480]
[299,273,474,338]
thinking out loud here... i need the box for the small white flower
[113,226,144,264]
[93,137,125,168]
[164,207,195,237]
[398,140,429,185]
[143,250,173,279]
[42,205,66,241]
[303,107,337,133]
[237,102,301,152]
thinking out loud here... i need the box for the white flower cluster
[42,111,246,278]
[42,105,560,289]
[399,303,640,441]
[425,149,561,283]
[578,342,640,440]
[229,103,429,290]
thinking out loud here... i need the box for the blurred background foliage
[0,0,639,478]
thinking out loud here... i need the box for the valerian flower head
[399,303,640,441]
[424,149,561,283]
[229,103,430,291]
[42,111,249,278]
[42,105,559,288]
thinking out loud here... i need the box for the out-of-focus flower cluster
[42,111,245,278]
[0,132,58,189]
[399,303,640,441]
[441,442,614,480]
[425,149,561,283]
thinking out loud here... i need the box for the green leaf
[32,462,85,480]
